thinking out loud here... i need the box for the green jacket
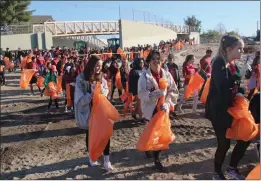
[44,72,57,88]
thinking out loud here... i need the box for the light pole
[119,5,121,20]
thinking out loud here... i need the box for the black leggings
[0,72,5,85]
[86,129,110,156]
[111,76,122,100]
[48,97,59,109]
[247,88,256,100]
[213,129,250,173]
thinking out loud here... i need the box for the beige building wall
[44,32,53,50]
[189,32,200,44]
[1,32,53,50]
[0,34,35,50]
[120,20,177,48]
[53,37,75,49]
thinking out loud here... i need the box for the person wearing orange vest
[0,59,6,85]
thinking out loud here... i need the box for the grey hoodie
[74,72,109,129]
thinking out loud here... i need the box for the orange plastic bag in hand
[20,69,35,89]
[246,164,260,180]
[136,78,175,151]
[21,57,27,69]
[123,93,134,117]
[48,82,59,100]
[36,76,45,88]
[184,73,204,99]
[4,57,10,69]
[89,82,120,162]
[57,76,62,93]
[115,71,123,90]
[226,95,259,141]
[200,77,211,104]
[66,83,72,106]
[120,82,129,102]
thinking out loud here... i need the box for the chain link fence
[0,23,33,35]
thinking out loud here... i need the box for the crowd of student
[0,35,260,180]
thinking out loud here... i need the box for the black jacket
[206,57,242,132]
[167,63,181,89]
[128,68,142,96]
[249,92,260,124]
[120,64,129,90]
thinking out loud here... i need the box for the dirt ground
[1,44,259,180]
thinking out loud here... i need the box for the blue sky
[29,1,260,36]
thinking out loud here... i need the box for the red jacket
[200,56,212,75]
[182,63,198,85]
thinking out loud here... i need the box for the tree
[226,29,240,37]
[215,23,226,35]
[184,15,202,32]
[0,0,35,26]
[201,30,221,42]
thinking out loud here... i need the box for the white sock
[104,155,110,163]
[192,96,198,111]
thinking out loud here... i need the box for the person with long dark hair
[44,65,59,113]
[177,54,200,114]
[128,58,144,120]
[74,55,113,170]
[206,35,249,180]
[26,56,42,96]
[138,50,179,172]
[109,55,122,103]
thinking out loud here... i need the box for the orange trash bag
[66,83,72,106]
[184,72,204,99]
[200,77,211,104]
[4,57,10,69]
[36,76,45,88]
[89,82,120,162]
[136,78,175,151]
[21,58,27,69]
[120,82,129,102]
[226,95,259,142]
[123,93,134,118]
[115,71,123,90]
[10,62,14,69]
[57,76,62,93]
[20,69,35,89]
[246,164,260,180]
[48,82,59,100]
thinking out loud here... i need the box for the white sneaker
[89,159,100,167]
[177,104,184,113]
[193,109,200,116]
[64,106,69,113]
[87,152,100,167]
[103,161,114,171]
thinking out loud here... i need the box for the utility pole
[148,12,150,23]
[143,11,145,22]
[119,5,121,20]
[257,21,259,31]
